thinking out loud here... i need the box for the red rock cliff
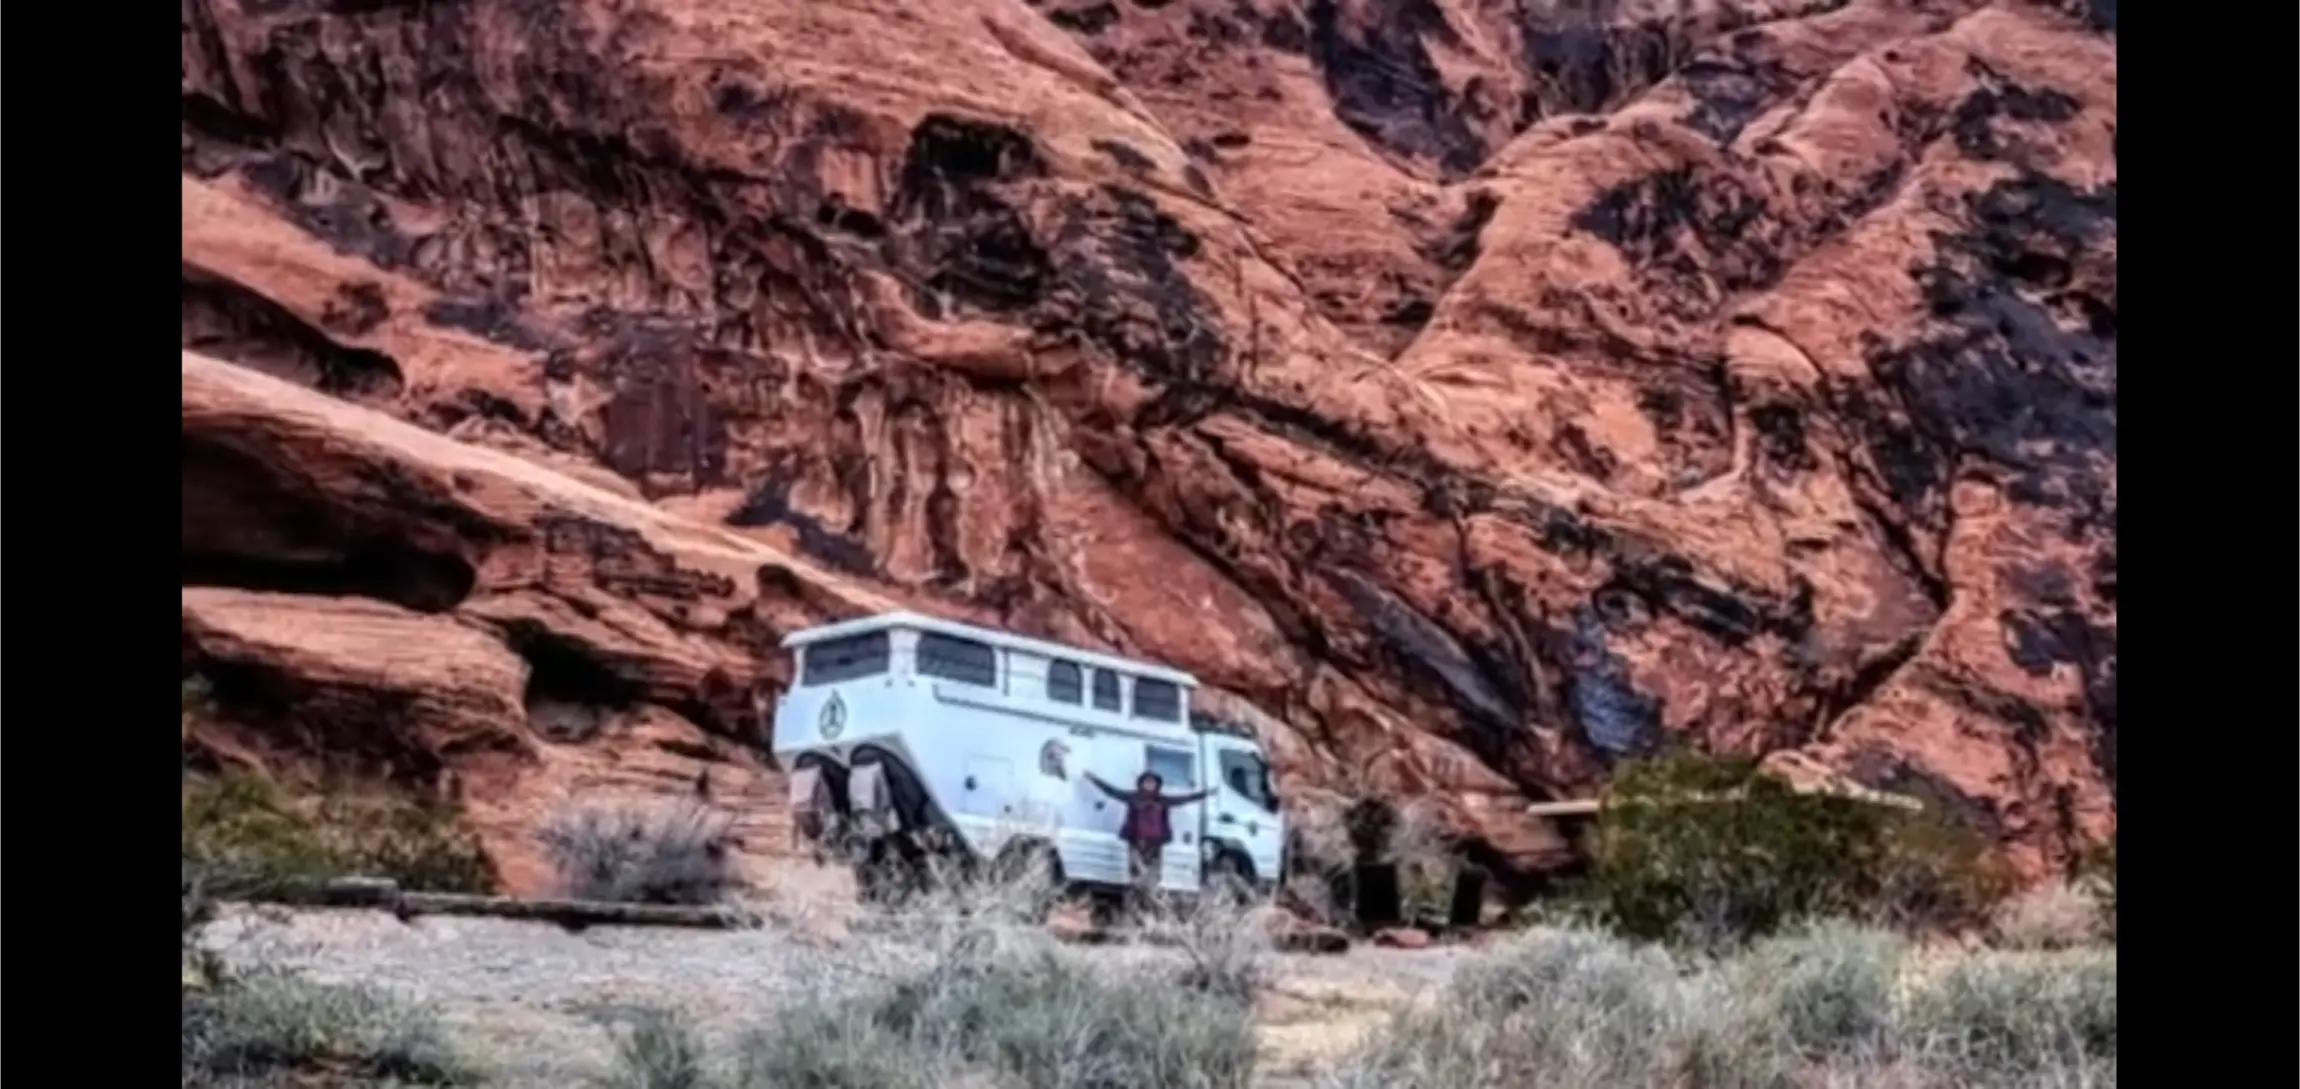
[180,0,2116,890]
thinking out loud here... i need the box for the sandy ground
[198,865,1474,1087]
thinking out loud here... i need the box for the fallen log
[1272,925,1351,955]
[229,877,760,929]
[394,891,762,929]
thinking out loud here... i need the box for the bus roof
[781,611,1200,688]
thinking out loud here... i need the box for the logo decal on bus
[1039,739,1070,780]
[819,692,847,739]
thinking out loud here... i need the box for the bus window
[799,631,890,686]
[1219,750,1277,812]
[917,632,997,687]
[1144,746,1198,792]
[1046,659,1084,703]
[1091,669,1123,712]
[1131,678,1181,722]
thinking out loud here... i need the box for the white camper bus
[770,611,1286,908]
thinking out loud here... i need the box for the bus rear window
[799,631,890,686]
[1132,678,1181,722]
[918,632,998,687]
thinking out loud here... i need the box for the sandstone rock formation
[181,0,2115,891]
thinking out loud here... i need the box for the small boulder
[1372,926,1433,950]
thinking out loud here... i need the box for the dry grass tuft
[1314,922,2114,1089]
[1988,881,2106,951]
[539,800,741,906]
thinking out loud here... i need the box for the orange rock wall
[180,0,2116,890]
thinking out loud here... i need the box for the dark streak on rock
[726,472,879,576]
[1562,608,1661,760]
[321,282,392,336]
[1092,137,1157,176]
[424,297,559,353]
[891,114,1053,315]
[1305,0,1487,177]
[1047,1,1121,34]
[182,264,407,401]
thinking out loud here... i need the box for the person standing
[1085,771,1212,911]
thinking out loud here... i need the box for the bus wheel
[856,839,923,908]
[1085,888,1126,929]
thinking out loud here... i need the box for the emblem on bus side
[819,692,847,739]
[1039,739,1069,780]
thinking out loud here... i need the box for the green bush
[182,771,496,896]
[1583,751,2010,946]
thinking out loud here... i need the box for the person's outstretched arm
[1161,787,1215,807]
[1083,773,1128,801]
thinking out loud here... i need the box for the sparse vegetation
[183,966,480,1087]
[1581,751,2013,947]
[598,1010,717,1089]
[599,859,1264,1089]
[1317,922,2114,1089]
[184,855,477,1086]
[1989,880,2106,951]
[1901,945,2118,1086]
[2076,835,2116,940]
[539,800,742,905]
[182,770,495,897]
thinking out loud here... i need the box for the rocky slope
[180,0,2116,891]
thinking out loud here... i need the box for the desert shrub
[597,1010,718,1089]
[874,950,1258,1089]
[734,1004,942,1089]
[1328,926,1687,1089]
[612,864,1262,1089]
[736,949,1257,1089]
[1733,921,1908,1059]
[182,966,476,1087]
[539,801,740,905]
[1901,946,2116,1081]
[1989,881,2105,951]
[182,771,494,896]
[1317,921,2111,1089]
[2076,836,2116,940]
[1586,751,2010,946]
[1126,891,1276,1001]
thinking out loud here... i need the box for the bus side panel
[1048,732,1142,887]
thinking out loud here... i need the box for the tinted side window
[1046,660,1083,703]
[1091,669,1123,712]
[1145,746,1198,791]
[917,633,997,687]
[800,631,890,686]
[1131,678,1181,722]
[1219,750,1276,812]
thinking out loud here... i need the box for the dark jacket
[1086,775,1211,846]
